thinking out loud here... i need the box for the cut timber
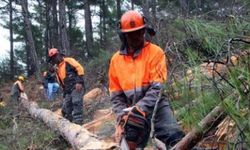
[20,93,117,150]
[83,109,116,142]
[83,108,115,132]
[83,88,106,111]
[171,105,226,150]
[186,49,250,79]
[84,88,103,104]
[215,116,236,141]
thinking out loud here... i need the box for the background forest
[0,0,250,149]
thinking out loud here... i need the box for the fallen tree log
[83,108,115,131]
[169,50,250,149]
[171,105,226,150]
[20,93,117,150]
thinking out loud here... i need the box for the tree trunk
[84,0,93,57]
[100,0,107,50]
[52,0,59,49]
[45,0,52,56]
[195,0,202,15]
[67,2,73,52]
[20,93,117,150]
[171,105,226,150]
[59,0,70,55]
[142,0,150,19]
[151,0,156,21]
[179,0,189,17]
[20,0,40,77]
[9,0,14,79]
[131,0,134,10]
[116,0,121,22]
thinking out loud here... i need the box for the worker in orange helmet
[11,75,25,102]
[48,48,85,125]
[109,10,185,149]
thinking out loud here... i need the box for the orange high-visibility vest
[109,42,167,115]
[56,57,84,86]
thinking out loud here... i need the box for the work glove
[124,106,149,145]
[115,115,128,143]
[126,106,146,129]
[130,106,146,117]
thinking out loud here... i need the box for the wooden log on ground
[171,105,226,150]
[83,109,116,142]
[83,109,115,131]
[84,88,103,103]
[20,93,118,150]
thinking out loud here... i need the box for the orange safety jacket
[56,57,84,87]
[109,42,167,117]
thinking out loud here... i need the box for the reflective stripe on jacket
[109,42,167,117]
[56,57,84,86]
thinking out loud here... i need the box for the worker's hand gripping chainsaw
[116,106,149,150]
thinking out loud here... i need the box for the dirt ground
[0,80,115,149]
[0,79,238,150]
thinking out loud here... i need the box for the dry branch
[20,93,117,150]
[171,105,226,150]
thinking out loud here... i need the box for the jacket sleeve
[66,58,84,76]
[136,49,167,115]
[66,58,85,84]
[109,58,127,118]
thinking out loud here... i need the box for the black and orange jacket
[56,57,84,87]
[109,42,168,117]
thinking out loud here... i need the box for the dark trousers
[62,89,84,125]
[154,104,185,148]
[127,102,185,149]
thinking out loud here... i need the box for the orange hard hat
[120,10,146,33]
[48,48,59,57]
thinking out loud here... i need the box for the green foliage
[0,0,249,148]
[0,117,12,130]
[222,99,250,147]
[184,18,250,56]
[155,19,187,48]
[69,27,85,52]
[33,130,54,146]
[87,50,112,66]
[0,100,68,149]
[85,50,112,76]
[169,67,222,129]
[224,58,250,147]
[185,47,201,65]
[0,144,8,150]
[84,50,112,89]
[169,50,250,147]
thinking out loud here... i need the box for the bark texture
[20,93,117,150]
[171,106,226,150]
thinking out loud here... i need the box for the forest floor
[0,78,115,150]
[0,77,231,150]
[0,81,71,149]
